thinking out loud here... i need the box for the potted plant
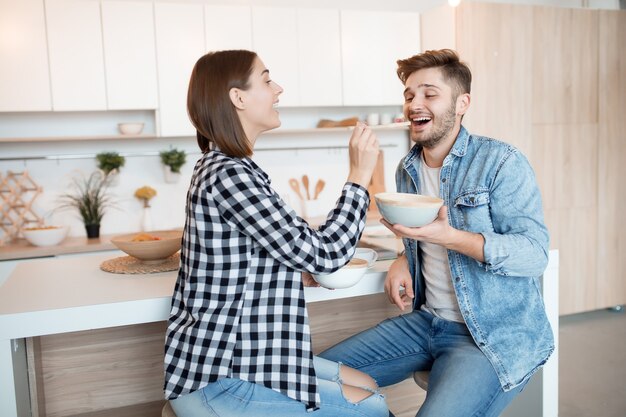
[96,151,125,185]
[159,147,186,183]
[134,186,157,231]
[58,171,115,238]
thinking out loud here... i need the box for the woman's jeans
[170,356,389,417]
[320,310,527,417]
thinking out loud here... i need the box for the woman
[164,50,389,417]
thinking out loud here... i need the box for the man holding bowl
[320,49,553,417]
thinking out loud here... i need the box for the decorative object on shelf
[159,147,187,183]
[58,170,114,239]
[22,225,68,247]
[0,171,44,244]
[134,186,157,231]
[95,151,126,186]
[316,116,360,128]
[117,122,145,135]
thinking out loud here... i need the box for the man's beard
[411,101,457,149]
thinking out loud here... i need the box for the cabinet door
[154,2,205,137]
[205,5,252,51]
[252,7,299,107]
[101,1,158,110]
[341,10,420,106]
[297,8,343,107]
[0,0,51,112]
[45,0,107,111]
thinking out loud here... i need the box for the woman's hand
[346,122,380,188]
[384,255,414,311]
[302,271,320,287]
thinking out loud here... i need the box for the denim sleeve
[480,150,550,277]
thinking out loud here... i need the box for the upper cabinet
[101,1,159,110]
[341,10,420,106]
[45,0,107,111]
[0,0,51,112]
[251,7,300,107]
[297,8,343,107]
[154,2,205,137]
[205,5,252,51]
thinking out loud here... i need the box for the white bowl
[117,122,144,135]
[354,248,378,268]
[313,258,369,289]
[375,192,443,227]
[22,226,68,247]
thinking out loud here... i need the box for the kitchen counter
[0,235,116,261]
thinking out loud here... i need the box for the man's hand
[384,255,414,311]
[381,206,485,262]
[302,271,320,287]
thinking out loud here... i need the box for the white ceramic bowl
[354,248,378,268]
[22,226,68,247]
[111,230,182,263]
[117,122,144,135]
[313,258,369,289]
[374,192,443,227]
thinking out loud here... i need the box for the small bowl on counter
[374,192,443,227]
[22,226,69,247]
[312,258,369,289]
[111,230,182,264]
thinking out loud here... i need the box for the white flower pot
[163,166,181,184]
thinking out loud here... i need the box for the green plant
[96,152,126,175]
[160,148,187,173]
[58,171,115,225]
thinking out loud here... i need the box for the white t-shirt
[417,153,464,323]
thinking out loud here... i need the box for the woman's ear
[229,88,246,110]
[456,93,470,116]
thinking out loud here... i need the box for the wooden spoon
[302,175,311,200]
[289,178,304,201]
[313,179,326,200]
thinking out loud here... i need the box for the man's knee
[341,384,374,404]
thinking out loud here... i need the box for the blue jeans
[170,356,389,417]
[320,310,527,417]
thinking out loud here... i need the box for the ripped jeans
[170,356,390,417]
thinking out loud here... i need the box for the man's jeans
[320,310,527,417]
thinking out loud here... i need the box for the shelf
[0,123,409,144]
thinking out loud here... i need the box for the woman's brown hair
[187,50,257,157]
[396,49,472,98]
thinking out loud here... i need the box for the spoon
[289,178,304,201]
[313,179,326,200]
[302,175,311,200]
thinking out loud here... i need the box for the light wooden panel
[597,10,626,309]
[35,322,166,417]
[532,7,598,125]
[455,2,534,155]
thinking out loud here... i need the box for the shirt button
[469,197,475,203]
[455,276,460,282]
[442,178,447,183]
[479,342,486,347]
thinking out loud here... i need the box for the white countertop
[0,252,394,340]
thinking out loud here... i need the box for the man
[320,49,554,417]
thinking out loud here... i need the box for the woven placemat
[100,253,180,274]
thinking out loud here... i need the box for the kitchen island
[0,249,558,417]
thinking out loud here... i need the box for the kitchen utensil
[313,179,326,199]
[118,122,144,135]
[289,178,304,201]
[367,151,385,213]
[374,192,443,227]
[302,175,311,200]
[22,225,68,247]
[312,258,368,289]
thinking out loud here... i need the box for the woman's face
[236,57,283,144]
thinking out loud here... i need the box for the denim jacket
[396,126,554,391]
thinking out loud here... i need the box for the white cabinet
[205,5,252,51]
[297,8,343,106]
[0,0,51,112]
[252,7,299,107]
[154,2,205,137]
[45,0,107,111]
[341,10,420,106]
[101,1,158,110]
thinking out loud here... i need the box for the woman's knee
[339,364,379,392]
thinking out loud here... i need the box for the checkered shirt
[164,150,369,409]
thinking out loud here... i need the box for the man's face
[402,67,463,149]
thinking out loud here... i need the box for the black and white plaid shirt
[164,150,369,409]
